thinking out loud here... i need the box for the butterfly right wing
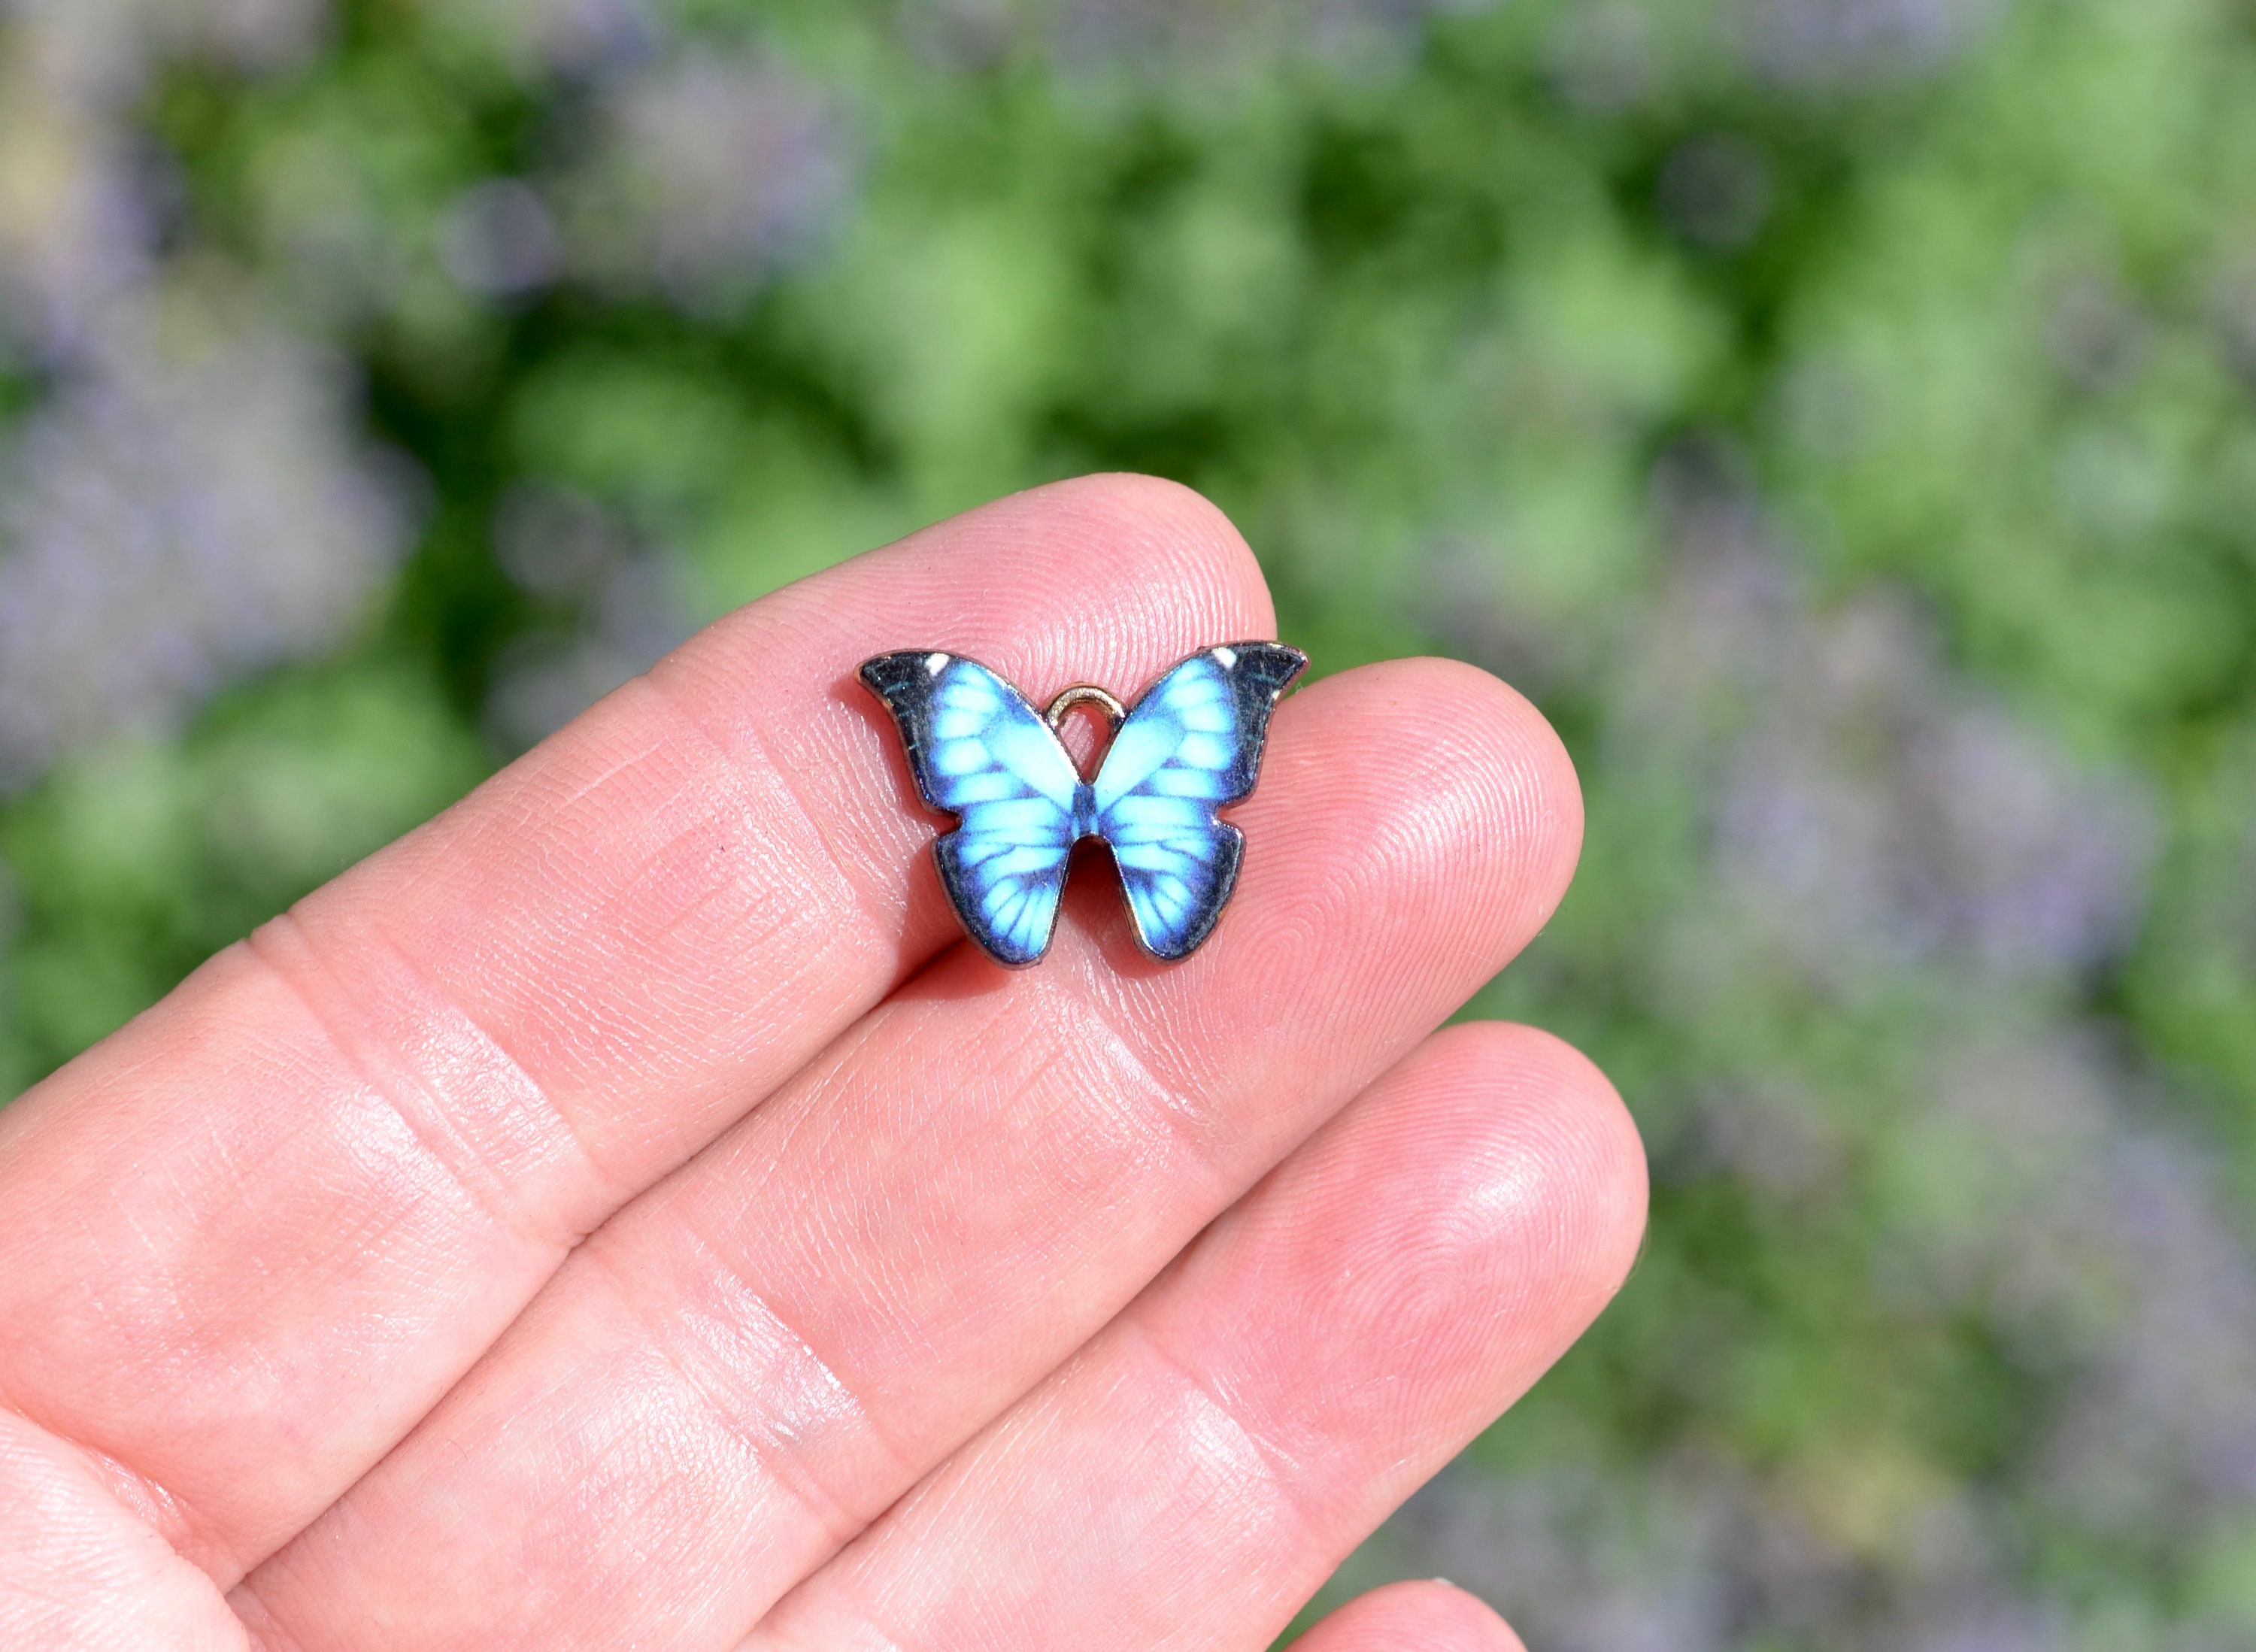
[859,651,1084,967]
[1091,641,1306,960]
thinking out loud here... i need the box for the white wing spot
[925,652,951,676]
[1211,645,1237,669]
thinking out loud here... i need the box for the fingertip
[883,471,1279,671]
[1293,1579,1526,1652]
[1270,656,1584,981]
[1020,471,1276,636]
[1409,655,1585,930]
[1423,1020,1650,1304]
[1151,1017,1646,1524]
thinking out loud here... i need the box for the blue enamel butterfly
[860,642,1307,966]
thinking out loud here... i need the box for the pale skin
[0,476,1647,1651]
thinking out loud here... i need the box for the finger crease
[585,1228,910,1555]
[755,1592,917,1652]
[1065,987,1240,1196]
[242,919,583,1259]
[1128,1315,1330,1550]
[358,911,635,1223]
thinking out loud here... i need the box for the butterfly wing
[1092,642,1307,961]
[859,651,1085,967]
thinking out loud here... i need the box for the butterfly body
[860,642,1306,966]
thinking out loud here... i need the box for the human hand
[0,476,1645,1651]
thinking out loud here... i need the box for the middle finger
[235,657,1581,1652]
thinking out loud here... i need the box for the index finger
[0,474,1273,1583]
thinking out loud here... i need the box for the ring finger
[746,1022,1643,1650]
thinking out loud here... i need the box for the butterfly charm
[860,642,1307,966]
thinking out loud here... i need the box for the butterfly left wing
[860,650,1086,967]
[1092,641,1307,961]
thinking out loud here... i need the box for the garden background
[5,0,2256,1644]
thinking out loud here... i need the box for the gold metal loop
[1043,683,1127,733]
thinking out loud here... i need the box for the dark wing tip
[1208,642,1306,803]
[1217,641,1308,702]
[858,650,945,705]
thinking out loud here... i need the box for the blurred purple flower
[481,480,693,753]
[1062,0,1439,67]
[1690,1078,1845,1200]
[490,478,633,600]
[559,50,854,306]
[462,0,653,78]
[1888,1033,2256,1538]
[1741,0,1995,86]
[1383,1461,1733,1652]
[1365,1452,2112,1652]
[5,0,325,93]
[1658,134,1774,251]
[1631,453,2160,990]
[1600,443,2157,994]
[1711,648,2156,985]
[1912,707,2156,975]
[2042,1123,2256,1520]
[0,313,412,787]
[911,0,1501,83]
[438,178,563,300]
[0,62,154,354]
[1543,3,1657,114]
[0,0,327,353]
[1909,1599,2072,1652]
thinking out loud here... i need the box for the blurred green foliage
[6,0,2256,1642]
